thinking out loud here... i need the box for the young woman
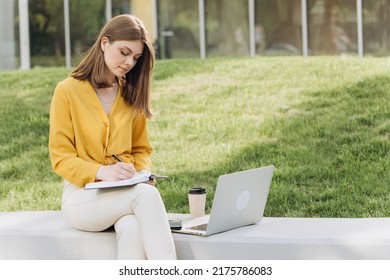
[49,14,176,260]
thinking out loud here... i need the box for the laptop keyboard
[189,223,208,231]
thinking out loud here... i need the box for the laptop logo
[236,190,250,211]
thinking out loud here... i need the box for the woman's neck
[95,84,118,115]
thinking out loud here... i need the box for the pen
[112,153,123,163]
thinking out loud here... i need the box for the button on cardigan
[49,77,153,187]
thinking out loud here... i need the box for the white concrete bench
[1,211,390,259]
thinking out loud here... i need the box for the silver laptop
[173,165,275,236]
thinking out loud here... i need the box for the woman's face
[101,37,144,81]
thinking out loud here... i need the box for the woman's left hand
[146,178,157,186]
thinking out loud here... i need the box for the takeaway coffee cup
[188,187,206,217]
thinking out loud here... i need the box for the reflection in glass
[26,0,107,68]
[29,0,65,67]
[307,0,356,55]
[205,0,249,57]
[157,0,199,59]
[69,0,106,66]
[13,0,390,69]
[112,0,130,17]
[255,0,302,56]
[363,0,390,56]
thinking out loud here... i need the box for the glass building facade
[1,0,390,70]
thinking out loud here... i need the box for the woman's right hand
[96,162,136,181]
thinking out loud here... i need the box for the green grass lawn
[1,56,390,217]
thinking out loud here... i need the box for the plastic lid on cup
[188,187,206,194]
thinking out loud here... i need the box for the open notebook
[84,170,167,190]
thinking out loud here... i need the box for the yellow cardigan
[49,77,153,187]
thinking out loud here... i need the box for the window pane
[112,0,131,17]
[308,0,357,55]
[205,0,249,57]
[363,0,390,56]
[255,0,302,56]
[70,0,106,65]
[157,0,199,59]
[0,0,18,69]
[29,0,65,67]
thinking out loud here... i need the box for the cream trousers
[62,180,177,260]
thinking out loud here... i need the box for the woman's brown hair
[71,14,155,118]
